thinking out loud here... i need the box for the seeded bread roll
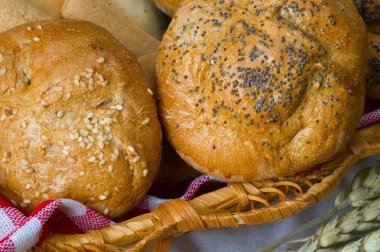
[367,31,380,99]
[0,20,162,218]
[156,0,367,181]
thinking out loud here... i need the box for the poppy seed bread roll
[0,20,162,218]
[156,0,368,181]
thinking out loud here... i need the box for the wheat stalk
[292,166,380,252]
[349,166,380,208]
[332,229,380,252]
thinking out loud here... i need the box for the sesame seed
[108,165,113,172]
[86,143,93,149]
[128,146,136,154]
[0,67,6,75]
[87,112,94,118]
[12,109,18,115]
[56,110,64,118]
[86,68,94,73]
[54,86,63,92]
[62,150,69,156]
[99,195,107,201]
[42,135,48,140]
[147,88,154,95]
[92,128,100,134]
[99,159,106,165]
[104,208,110,215]
[116,105,123,111]
[26,26,32,31]
[88,156,96,162]
[89,78,94,85]
[80,142,86,148]
[33,36,40,42]
[79,171,85,176]
[97,57,105,64]
[1,158,6,163]
[21,159,28,165]
[86,184,91,190]
[85,72,93,78]
[141,161,147,168]
[23,199,31,204]
[20,202,27,208]
[133,156,140,163]
[98,74,105,82]
[64,145,71,151]
[40,100,48,107]
[37,25,42,29]
[63,93,72,101]
[88,136,95,142]
[34,192,40,198]
[25,184,31,189]
[141,118,150,125]
[2,151,7,157]
[114,187,120,192]
[41,186,48,193]
[143,169,148,177]
[21,121,27,129]
[1,114,6,121]
[101,80,109,87]
[107,110,116,115]
[114,149,119,156]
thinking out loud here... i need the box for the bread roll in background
[0,0,51,33]
[106,0,168,39]
[366,31,380,99]
[153,0,181,17]
[0,20,162,218]
[25,0,64,18]
[156,0,368,181]
[62,0,160,58]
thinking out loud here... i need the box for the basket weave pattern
[31,122,380,252]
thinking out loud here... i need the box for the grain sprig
[349,166,380,208]
[292,166,380,252]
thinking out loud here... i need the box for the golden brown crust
[156,0,367,181]
[0,20,162,218]
[367,31,380,99]
[153,0,181,17]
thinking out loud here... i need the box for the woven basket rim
[32,122,380,252]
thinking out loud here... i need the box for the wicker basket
[30,122,380,252]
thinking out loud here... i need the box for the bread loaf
[0,0,51,33]
[25,0,64,18]
[156,0,368,181]
[62,0,160,58]
[153,0,180,17]
[0,20,162,218]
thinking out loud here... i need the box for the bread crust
[0,20,162,218]
[153,0,181,17]
[156,0,367,181]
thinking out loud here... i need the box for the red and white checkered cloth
[0,110,379,252]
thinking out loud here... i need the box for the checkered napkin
[0,110,379,252]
